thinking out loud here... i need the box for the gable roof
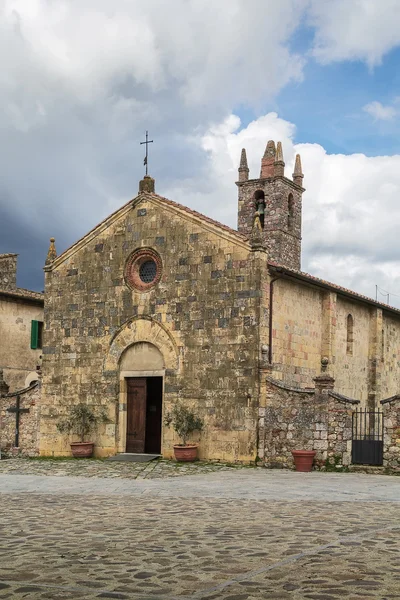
[48,191,248,269]
[269,262,400,318]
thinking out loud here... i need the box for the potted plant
[164,404,204,462]
[291,450,316,472]
[56,403,109,458]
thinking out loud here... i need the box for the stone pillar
[368,308,383,410]
[381,398,400,471]
[321,292,337,374]
[0,254,17,290]
[139,175,155,193]
[314,373,335,399]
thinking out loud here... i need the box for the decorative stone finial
[0,368,9,396]
[293,153,304,186]
[45,238,57,266]
[238,148,249,182]
[274,141,285,177]
[139,175,155,194]
[321,356,329,373]
[260,140,276,178]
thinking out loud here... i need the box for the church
[39,141,400,463]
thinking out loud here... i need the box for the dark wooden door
[126,378,146,453]
[145,377,163,454]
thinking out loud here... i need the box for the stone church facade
[39,141,400,463]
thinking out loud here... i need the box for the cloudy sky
[2,0,400,307]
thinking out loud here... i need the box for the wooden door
[126,378,146,453]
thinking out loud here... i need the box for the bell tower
[236,141,305,270]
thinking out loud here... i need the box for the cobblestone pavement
[0,468,399,599]
[0,457,244,479]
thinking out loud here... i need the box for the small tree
[56,403,109,442]
[164,404,204,446]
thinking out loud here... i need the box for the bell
[257,201,265,215]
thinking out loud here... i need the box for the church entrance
[126,376,163,454]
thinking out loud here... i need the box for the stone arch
[346,314,354,355]
[104,316,180,373]
[119,342,165,372]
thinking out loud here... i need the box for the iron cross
[140,130,153,176]
[7,395,29,447]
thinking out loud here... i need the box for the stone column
[368,308,383,410]
[321,292,337,376]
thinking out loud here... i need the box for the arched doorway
[119,342,165,454]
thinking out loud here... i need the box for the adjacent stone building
[39,141,400,463]
[0,254,44,391]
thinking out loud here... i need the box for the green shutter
[31,320,39,349]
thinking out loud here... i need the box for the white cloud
[363,101,397,121]
[308,0,400,67]
[1,0,400,296]
[166,112,400,308]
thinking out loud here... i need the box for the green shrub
[164,404,204,445]
[56,403,109,442]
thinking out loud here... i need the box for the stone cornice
[266,376,315,394]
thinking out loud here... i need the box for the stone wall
[269,278,322,386]
[267,275,400,407]
[0,254,17,290]
[381,396,400,471]
[0,295,43,390]
[0,381,41,457]
[260,375,358,469]
[334,297,371,400]
[41,192,263,462]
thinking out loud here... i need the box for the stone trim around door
[117,370,165,454]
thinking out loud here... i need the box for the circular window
[125,248,162,291]
[139,260,157,283]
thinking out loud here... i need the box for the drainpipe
[268,277,280,365]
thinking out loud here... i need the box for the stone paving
[0,463,399,599]
[0,457,243,479]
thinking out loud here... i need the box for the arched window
[288,193,294,230]
[254,190,265,229]
[346,314,354,355]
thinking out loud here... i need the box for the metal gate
[352,409,383,466]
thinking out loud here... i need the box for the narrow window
[31,320,44,349]
[346,314,354,355]
[288,193,294,230]
[254,190,265,229]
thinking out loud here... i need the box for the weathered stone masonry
[40,190,263,461]
[35,139,400,465]
[0,375,41,457]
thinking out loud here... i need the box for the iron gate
[352,409,383,466]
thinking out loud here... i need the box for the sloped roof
[269,262,400,317]
[49,191,248,268]
[0,287,44,304]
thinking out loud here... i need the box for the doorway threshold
[107,453,161,463]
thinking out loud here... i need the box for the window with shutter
[31,320,39,349]
[31,321,44,349]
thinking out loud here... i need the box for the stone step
[107,453,161,463]
[348,465,385,474]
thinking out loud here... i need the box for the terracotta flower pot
[291,450,316,472]
[173,444,199,462]
[70,442,94,458]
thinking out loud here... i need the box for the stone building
[39,141,400,462]
[0,254,44,390]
